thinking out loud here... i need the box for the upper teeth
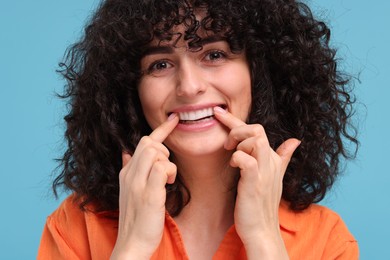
[179,107,214,121]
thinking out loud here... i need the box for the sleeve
[37,216,81,260]
[335,241,359,260]
[321,216,359,260]
[37,197,92,260]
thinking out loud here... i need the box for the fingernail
[213,106,227,114]
[167,113,177,121]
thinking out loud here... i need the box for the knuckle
[232,151,258,169]
[228,129,239,141]
[169,162,177,172]
[252,124,265,135]
[139,136,152,145]
[158,144,170,157]
[153,161,166,172]
[143,146,158,157]
[254,136,268,148]
[246,156,258,169]
[231,150,241,161]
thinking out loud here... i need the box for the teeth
[179,107,214,121]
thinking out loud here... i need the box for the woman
[38,0,359,259]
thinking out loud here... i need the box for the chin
[166,133,227,158]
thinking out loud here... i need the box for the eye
[147,60,172,74]
[204,50,227,62]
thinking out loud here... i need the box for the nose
[176,59,206,97]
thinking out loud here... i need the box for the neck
[171,150,238,231]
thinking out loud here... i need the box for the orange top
[38,195,358,259]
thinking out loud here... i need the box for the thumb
[276,138,301,173]
[121,151,132,168]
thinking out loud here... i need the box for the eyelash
[204,50,227,61]
[145,49,228,74]
[148,60,171,73]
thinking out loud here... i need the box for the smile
[178,107,214,122]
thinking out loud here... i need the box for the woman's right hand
[111,114,179,260]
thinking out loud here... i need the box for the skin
[214,107,300,259]
[138,39,252,159]
[111,115,180,260]
[111,37,301,259]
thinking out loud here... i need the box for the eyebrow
[198,35,225,46]
[142,45,174,57]
[141,35,227,57]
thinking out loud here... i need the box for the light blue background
[0,1,388,259]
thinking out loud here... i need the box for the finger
[136,136,171,158]
[121,136,170,169]
[149,113,179,143]
[120,144,169,185]
[236,135,271,165]
[225,124,266,150]
[230,150,259,183]
[213,106,246,130]
[122,152,132,168]
[276,138,301,173]
[147,161,177,191]
[131,147,170,183]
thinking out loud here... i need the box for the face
[138,33,252,159]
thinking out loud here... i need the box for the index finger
[213,106,246,129]
[149,113,179,143]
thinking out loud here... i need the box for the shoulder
[304,204,356,241]
[279,202,359,259]
[38,194,92,259]
[48,194,87,230]
[45,194,93,250]
[47,194,118,235]
[49,194,81,217]
[39,194,118,259]
[280,201,354,237]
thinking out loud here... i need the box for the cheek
[224,65,251,99]
[138,83,159,128]
[138,84,150,111]
[224,65,252,118]
[138,79,173,130]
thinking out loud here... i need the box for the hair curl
[54,0,358,214]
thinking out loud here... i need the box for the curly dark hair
[54,0,358,215]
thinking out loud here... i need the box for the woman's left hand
[214,107,300,260]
